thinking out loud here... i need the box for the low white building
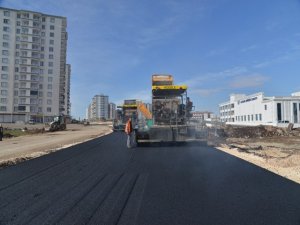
[219,92,300,127]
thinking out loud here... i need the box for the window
[16,36,20,41]
[3,42,9,48]
[1,90,8,96]
[16,21,21,26]
[0,98,7,104]
[40,61,44,66]
[48,62,53,67]
[22,20,29,26]
[50,17,55,23]
[39,84,43,89]
[33,14,40,20]
[1,74,8,80]
[3,34,9,40]
[41,39,45,44]
[21,59,27,64]
[50,32,54,37]
[2,50,9,56]
[49,54,53,59]
[0,106,7,111]
[20,90,26,96]
[2,66,8,72]
[14,98,18,104]
[1,82,8,88]
[22,13,29,19]
[40,69,44,74]
[18,106,26,111]
[2,58,8,64]
[48,84,52,89]
[48,69,53,74]
[16,29,20,34]
[47,99,52,105]
[259,114,262,121]
[40,53,44,59]
[48,77,53,82]
[14,90,18,96]
[30,98,37,104]
[50,25,55,30]
[47,92,52,97]
[39,76,44,82]
[47,107,51,112]
[20,74,27,80]
[17,13,21,18]
[14,83,19,88]
[16,44,20,49]
[42,17,46,22]
[293,103,298,123]
[244,115,246,121]
[264,105,267,110]
[41,46,44,51]
[39,92,43,97]
[277,103,282,121]
[49,40,54,45]
[41,32,45,37]
[3,26,10,32]
[3,19,9,24]
[14,75,19,80]
[4,11,10,17]
[21,27,29,34]
[20,82,26,88]
[49,47,54,52]
[251,115,254,121]
[21,51,28,57]
[42,25,45,29]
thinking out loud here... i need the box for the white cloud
[230,74,269,88]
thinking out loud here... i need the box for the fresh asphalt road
[0,132,300,225]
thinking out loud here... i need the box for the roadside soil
[208,136,300,184]
[0,124,112,168]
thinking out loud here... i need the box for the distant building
[86,95,109,121]
[219,92,300,127]
[0,7,69,123]
[108,102,116,120]
[191,111,213,122]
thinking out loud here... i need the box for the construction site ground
[210,135,300,184]
[0,123,112,168]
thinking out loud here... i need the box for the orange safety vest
[125,120,133,134]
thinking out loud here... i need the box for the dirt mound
[217,125,300,139]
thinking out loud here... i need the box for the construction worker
[125,118,133,148]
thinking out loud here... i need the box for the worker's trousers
[127,133,133,148]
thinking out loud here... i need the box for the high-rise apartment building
[108,102,116,120]
[0,7,70,123]
[87,95,109,121]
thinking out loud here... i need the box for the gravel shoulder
[212,137,300,184]
[0,124,112,168]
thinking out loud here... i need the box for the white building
[87,95,109,121]
[219,92,300,127]
[108,102,116,120]
[192,111,213,122]
[0,7,70,123]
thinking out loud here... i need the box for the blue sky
[1,0,300,119]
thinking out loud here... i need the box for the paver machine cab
[49,115,67,132]
[136,74,196,144]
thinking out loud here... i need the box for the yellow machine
[135,74,196,144]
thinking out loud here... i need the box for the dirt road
[0,124,112,167]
